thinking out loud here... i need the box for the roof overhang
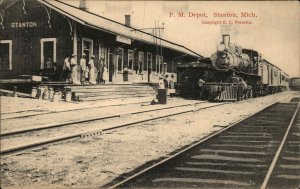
[37,0,203,58]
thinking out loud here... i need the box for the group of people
[62,54,109,84]
[158,74,176,97]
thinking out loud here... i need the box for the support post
[13,86,17,97]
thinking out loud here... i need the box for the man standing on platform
[198,78,205,99]
[62,55,71,82]
[169,74,175,97]
[70,54,79,84]
[164,75,169,89]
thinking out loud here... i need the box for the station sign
[10,22,38,28]
[116,35,131,45]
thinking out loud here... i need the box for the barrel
[65,87,72,102]
[31,87,37,98]
[157,89,167,104]
[48,87,54,100]
[52,89,62,102]
[37,87,44,100]
[42,87,49,100]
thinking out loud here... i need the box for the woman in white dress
[70,54,80,84]
[88,55,97,84]
[102,64,109,84]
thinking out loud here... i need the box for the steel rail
[260,103,300,189]
[0,101,205,137]
[0,102,225,156]
[1,97,156,120]
[107,101,280,189]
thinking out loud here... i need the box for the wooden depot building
[0,0,202,84]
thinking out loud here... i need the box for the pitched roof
[0,0,18,9]
[37,0,202,58]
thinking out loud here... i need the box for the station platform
[38,81,158,101]
[0,80,159,102]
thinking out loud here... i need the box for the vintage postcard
[0,0,299,189]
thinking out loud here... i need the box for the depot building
[0,0,202,83]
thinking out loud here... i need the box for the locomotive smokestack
[222,34,230,49]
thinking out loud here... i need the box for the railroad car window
[0,40,12,70]
[271,69,273,84]
[280,73,282,83]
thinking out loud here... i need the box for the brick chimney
[125,15,131,27]
[79,0,88,11]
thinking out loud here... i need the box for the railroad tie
[80,130,103,138]
[119,113,132,118]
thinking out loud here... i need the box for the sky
[64,0,299,77]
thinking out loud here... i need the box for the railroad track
[107,102,299,189]
[0,101,225,156]
[265,102,300,189]
[0,101,205,137]
[1,97,155,120]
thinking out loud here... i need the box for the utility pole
[131,21,165,75]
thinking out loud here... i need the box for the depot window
[128,50,134,70]
[138,52,144,73]
[99,45,106,60]
[99,45,107,66]
[117,47,124,72]
[82,37,94,62]
[155,55,163,73]
[0,40,12,70]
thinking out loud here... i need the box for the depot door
[40,38,56,69]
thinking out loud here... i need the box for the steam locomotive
[177,35,289,101]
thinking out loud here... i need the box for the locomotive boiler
[211,35,252,73]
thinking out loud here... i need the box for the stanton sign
[11,22,38,28]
